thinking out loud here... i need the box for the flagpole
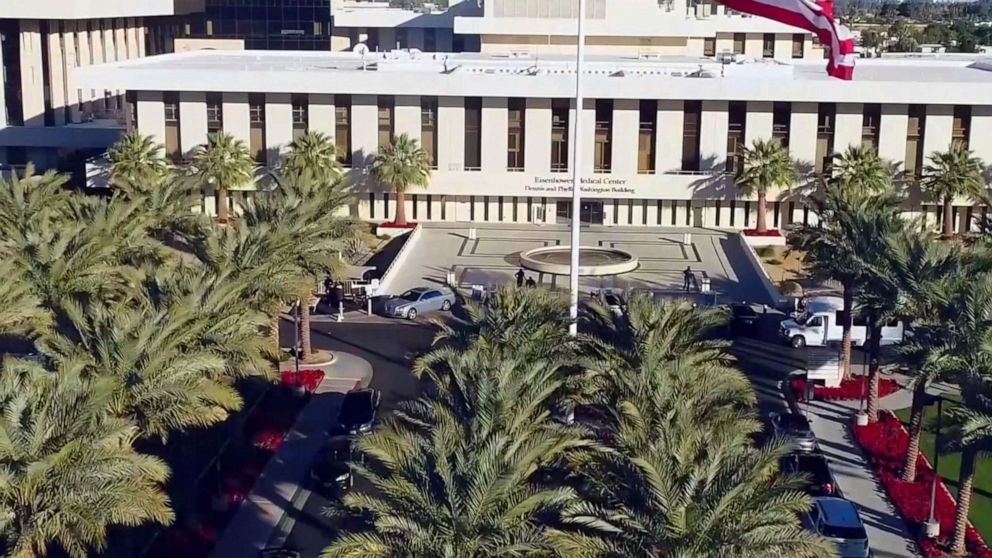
[568,0,587,337]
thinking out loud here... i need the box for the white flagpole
[568,0,587,337]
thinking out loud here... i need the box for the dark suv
[780,452,842,497]
[336,389,381,434]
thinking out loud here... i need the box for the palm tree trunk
[217,186,229,223]
[901,381,927,482]
[951,446,978,555]
[300,292,313,361]
[865,320,883,423]
[394,190,407,226]
[942,197,954,240]
[840,284,854,379]
[756,189,768,233]
[269,315,281,365]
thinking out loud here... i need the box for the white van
[779,296,907,349]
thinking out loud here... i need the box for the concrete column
[90,24,107,112]
[46,28,67,126]
[179,91,208,156]
[646,200,659,225]
[394,95,421,138]
[137,91,165,144]
[351,94,378,168]
[125,19,139,59]
[265,93,293,166]
[103,22,116,63]
[714,33,733,56]
[631,199,645,225]
[744,33,763,58]
[774,35,793,62]
[515,197,527,223]
[525,98,552,174]
[75,22,94,113]
[924,104,954,156]
[136,19,146,58]
[612,99,639,175]
[745,101,773,145]
[968,105,992,164]
[602,199,615,226]
[878,104,908,169]
[308,94,336,138]
[222,92,250,145]
[789,102,818,168]
[19,20,45,126]
[0,29,5,127]
[481,97,508,172]
[62,22,80,123]
[438,96,465,171]
[834,103,864,151]
[699,100,729,171]
[658,100,683,173]
[114,21,127,62]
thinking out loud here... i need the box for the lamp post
[567,0,588,337]
[925,394,945,538]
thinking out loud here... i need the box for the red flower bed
[743,228,783,237]
[791,376,901,401]
[853,411,992,557]
[378,221,417,229]
[280,369,325,393]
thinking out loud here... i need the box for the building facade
[0,0,202,176]
[78,49,992,233]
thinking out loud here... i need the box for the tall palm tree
[106,132,170,189]
[372,133,431,227]
[831,144,894,197]
[920,143,986,239]
[0,363,173,558]
[946,370,992,555]
[737,138,794,234]
[280,130,342,186]
[191,132,255,224]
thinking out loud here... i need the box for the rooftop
[74,49,992,104]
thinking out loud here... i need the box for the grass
[894,398,992,540]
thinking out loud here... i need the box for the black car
[770,412,818,452]
[336,389,381,434]
[780,452,842,497]
[311,435,356,491]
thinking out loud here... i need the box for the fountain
[519,246,639,276]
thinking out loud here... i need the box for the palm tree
[280,130,342,186]
[832,144,894,197]
[946,370,992,555]
[737,138,794,234]
[106,132,170,189]
[920,143,986,239]
[0,362,173,558]
[372,133,431,227]
[191,132,255,224]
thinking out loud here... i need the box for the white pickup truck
[779,296,907,349]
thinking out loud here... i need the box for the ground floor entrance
[555,200,604,225]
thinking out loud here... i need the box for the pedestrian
[525,276,537,289]
[683,266,694,292]
[515,268,525,288]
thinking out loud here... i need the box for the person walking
[525,276,537,289]
[683,266,694,292]
[515,268,525,288]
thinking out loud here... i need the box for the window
[953,105,971,148]
[703,37,716,57]
[726,101,747,173]
[163,93,181,163]
[206,93,222,133]
[551,99,570,173]
[862,103,881,153]
[733,33,745,55]
[377,96,394,151]
[773,102,791,147]
[292,94,308,140]
[0,20,24,126]
[507,98,526,171]
[905,104,926,178]
[638,100,657,174]
[421,97,438,169]
[762,33,775,58]
[815,103,836,174]
[249,93,265,163]
[681,101,701,172]
[792,34,805,58]
[464,97,482,171]
[335,95,352,167]
[594,99,613,173]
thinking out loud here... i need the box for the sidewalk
[210,352,373,558]
[792,377,921,558]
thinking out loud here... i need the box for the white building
[0,0,201,174]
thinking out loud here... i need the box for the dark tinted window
[780,414,811,431]
[340,392,374,420]
[399,290,423,301]
[821,523,867,540]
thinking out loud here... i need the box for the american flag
[721,0,856,79]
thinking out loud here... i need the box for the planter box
[376,223,417,238]
[742,231,787,247]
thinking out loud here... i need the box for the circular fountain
[519,246,639,276]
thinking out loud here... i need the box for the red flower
[743,228,783,237]
[280,369,325,393]
[793,376,900,401]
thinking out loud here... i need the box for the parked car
[591,289,626,316]
[336,389,381,434]
[770,411,817,452]
[802,497,871,558]
[780,452,842,497]
[728,303,759,336]
[382,287,456,320]
[311,435,355,492]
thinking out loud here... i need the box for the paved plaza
[384,223,775,305]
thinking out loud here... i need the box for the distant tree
[920,144,986,240]
[922,23,953,46]
[737,139,794,234]
[106,132,169,189]
[190,132,255,224]
[860,29,884,53]
[372,134,431,227]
